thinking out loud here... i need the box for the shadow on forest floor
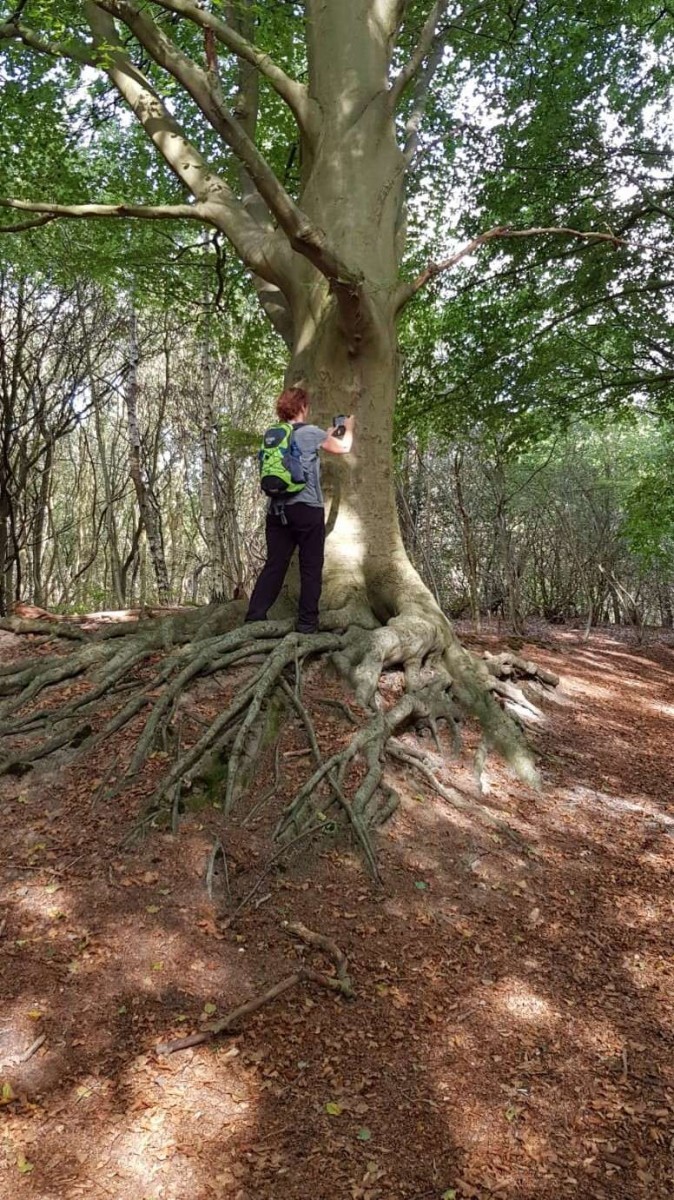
[1,625,673,1200]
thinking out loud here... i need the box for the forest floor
[1,622,674,1200]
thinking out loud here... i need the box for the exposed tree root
[387,738,523,844]
[156,922,353,1055]
[0,603,559,875]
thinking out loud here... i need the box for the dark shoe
[295,623,318,634]
[244,614,267,623]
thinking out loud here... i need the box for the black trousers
[246,503,325,630]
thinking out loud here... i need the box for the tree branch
[142,0,317,138]
[0,211,58,234]
[0,198,211,225]
[393,0,413,35]
[100,1,366,329]
[223,0,294,346]
[390,0,450,105]
[395,225,626,312]
[82,1,289,289]
[0,20,93,64]
[402,37,445,164]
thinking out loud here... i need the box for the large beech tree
[0,1,631,822]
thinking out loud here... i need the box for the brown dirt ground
[1,625,673,1200]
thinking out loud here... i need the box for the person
[245,386,354,633]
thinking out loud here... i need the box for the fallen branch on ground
[156,922,353,1055]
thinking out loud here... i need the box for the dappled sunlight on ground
[493,978,559,1025]
[1,627,674,1197]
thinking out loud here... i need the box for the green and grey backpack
[258,421,306,498]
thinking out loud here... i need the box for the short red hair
[276,387,309,422]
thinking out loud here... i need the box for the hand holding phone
[332,414,354,439]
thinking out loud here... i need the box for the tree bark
[125,306,171,606]
[273,13,438,643]
[199,301,228,604]
[32,440,53,607]
[452,450,481,629]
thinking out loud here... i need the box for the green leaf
[357,1127,372,1141]
[414,880,429,890]
[16,1153,34,1174]
[203,1002,217,1015]
[325,1101,343,1116]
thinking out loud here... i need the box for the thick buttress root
[0,605,558,877]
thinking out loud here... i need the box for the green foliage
[622,429,674,567]
[623,473,674,567]
[4,0,674,472]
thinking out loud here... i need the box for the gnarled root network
[0,604,558,878]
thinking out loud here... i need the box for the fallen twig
[157,972,302,1054]
[285,921,351,991]
[156,923,352,1055]
[6,1033,46,1065]
[230,818,332,919]
[242,736,282,827]
[315,697,359,725]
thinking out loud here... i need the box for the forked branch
[108,3,359,285]
[156,922,353,1055]
[0,19,93,64]
[82,1,288,288]
[142,0,317,137]
[390,0,450,105]
[395,224,625,311]
[0,211,58,234]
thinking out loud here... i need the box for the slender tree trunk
[125,307,171,606]
[452,451,481,629]
[32,440,53,607]
[0,496,8,616]
[491,464,523,635]
[659,582,673,628]
[199,320,228,603]
[91,381,125,609]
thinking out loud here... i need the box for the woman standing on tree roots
[245,387,355,634]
